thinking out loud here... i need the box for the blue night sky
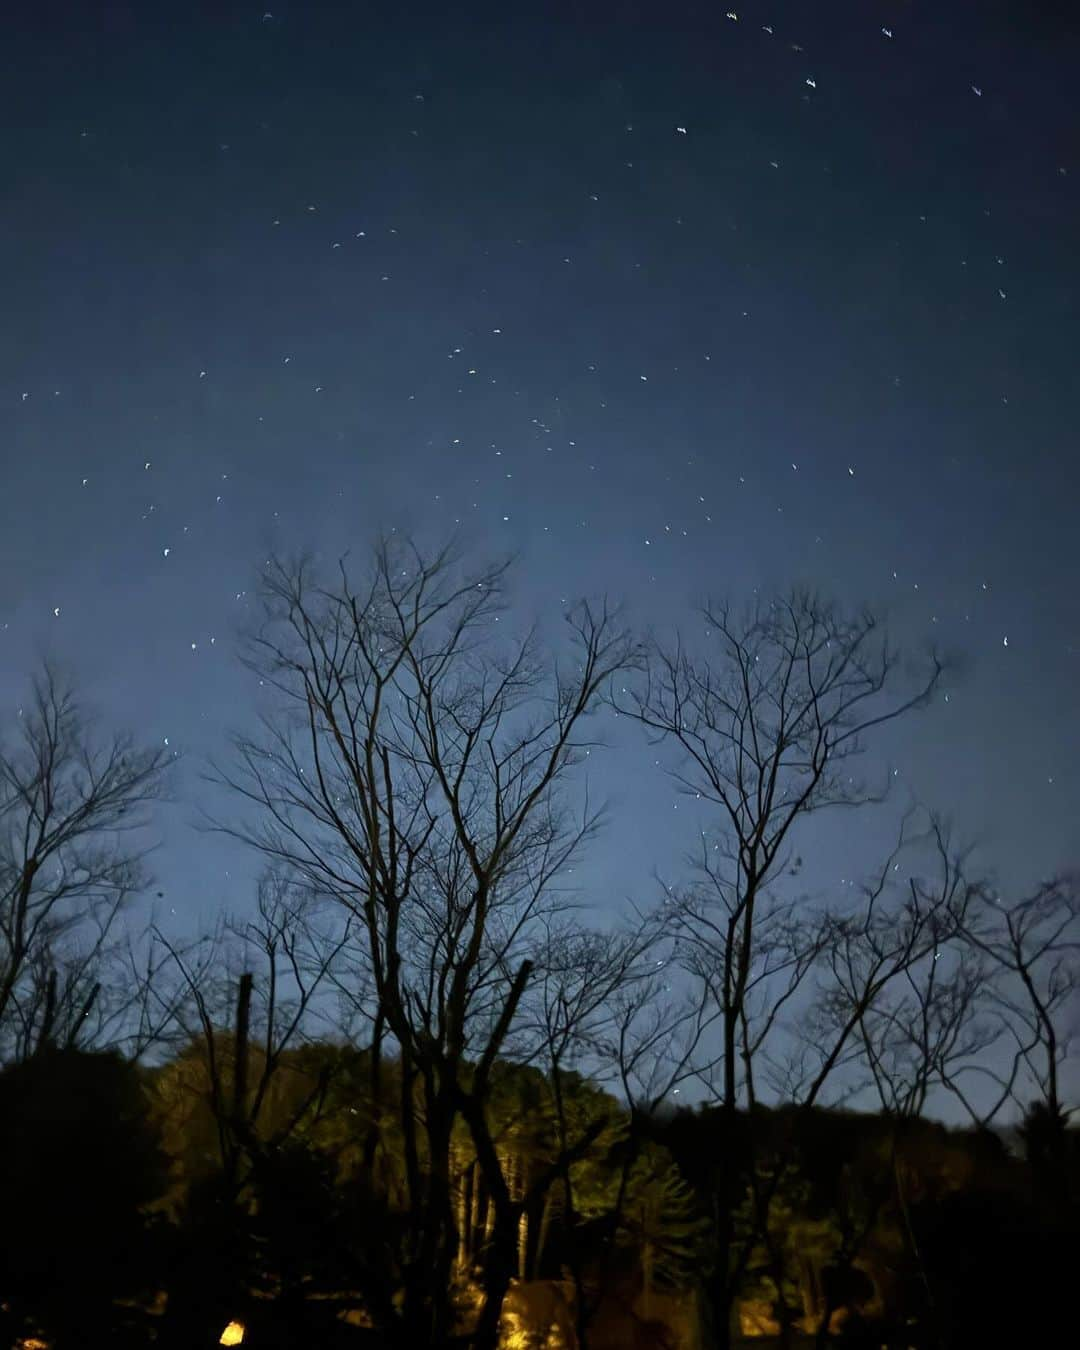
[2,0,1077,948]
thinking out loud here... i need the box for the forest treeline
[1,539,1076,1350]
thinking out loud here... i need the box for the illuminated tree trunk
[799,1255,823,1329]
[534,1191,553,1280]
[475,1175,490,1254]
[517,1156,530,1278]
[455,1148,469,1271]
[462,1160,476,1267]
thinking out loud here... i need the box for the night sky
[3,0,1078,946]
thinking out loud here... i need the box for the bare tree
[151,875,355,1348]
[0,665,171,1062]
[612,590,943,1348]
[614,592,942,1115]
[210,538,638,1350]
[839,823,996,1125]
[798,818,982,1108]
[730,814,981,1350]
[956,877,1080,1135]
[158,874,351,1187]
[9,918,196,1063]
[499,913,702,1347]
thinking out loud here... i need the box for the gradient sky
[2,0,1078,958]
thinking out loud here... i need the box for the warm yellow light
[219,1321,246,1346]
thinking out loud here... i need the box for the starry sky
[2,0,1078,945]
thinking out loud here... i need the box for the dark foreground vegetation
[1,1041,1076,1350]
[2,540,1076,1349]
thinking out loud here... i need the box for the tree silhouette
[957,876,1079,1127]
[211,538,640,1349]
[613,590,945,1348]
[0,1048,169,1348]
[0,664,171,1062]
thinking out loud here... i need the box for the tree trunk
[706,1194,736,1350]
[472,1209,519,1350]
[458,1092,518,1350]
[462,1161,476,1267]
[456,1149,470,1272]
[475,1179,490,1256]
[534,1191,553,1280]
[400,1093,459,1349]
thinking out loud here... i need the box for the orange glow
[219,1321,246,1346]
